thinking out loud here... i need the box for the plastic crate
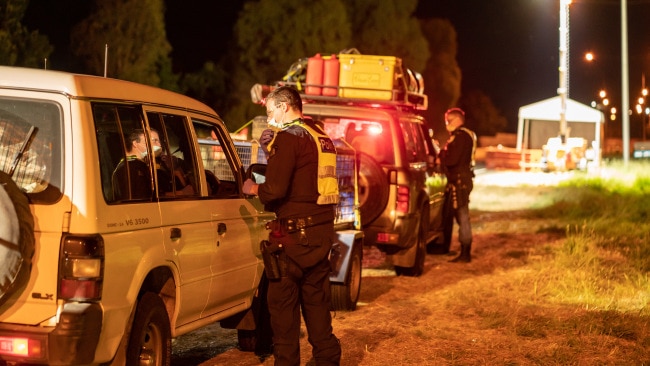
[199,139,235,181]
[338,54,401,100]
[234,139,358,228]
[335,152,356,225]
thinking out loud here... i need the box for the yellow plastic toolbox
[338,54,401,100]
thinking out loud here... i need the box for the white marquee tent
[516,96,605,165]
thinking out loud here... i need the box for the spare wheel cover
[0,171,35,305]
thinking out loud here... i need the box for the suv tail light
[0,336,44,359]
[396,185,409,215]
[59,234,104,301]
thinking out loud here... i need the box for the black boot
[449,243,471,263]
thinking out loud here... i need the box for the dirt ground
[172,170,609,365]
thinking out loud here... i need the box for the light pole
[558,0,571,143]
[621,0,630,165]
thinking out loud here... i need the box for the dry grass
[175,168,650,366]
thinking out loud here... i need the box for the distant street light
[636,77,648,141]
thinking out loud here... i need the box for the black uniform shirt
[442,127,475,181]
[258,121,334,220]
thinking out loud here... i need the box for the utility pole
[621,0,630,165]
[558,0,571,143]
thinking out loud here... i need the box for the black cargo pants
[267,221,341,366]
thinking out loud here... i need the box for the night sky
[23,0,650,132]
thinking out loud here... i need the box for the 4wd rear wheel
[0,172,34,306]
[357,153,388,226]
[331,241,362,311]
[126,292,171,366]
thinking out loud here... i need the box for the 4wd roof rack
[251,81,428,111]
[251,52,429,111]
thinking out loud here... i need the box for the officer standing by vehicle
[440,107,477,263]
[243,86,342,365]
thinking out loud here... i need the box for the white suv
[0,66,273,365]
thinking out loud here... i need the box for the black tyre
[0,172,34,306]
[357,153,388,226]
[331,241,362,311]
[237,276,273,355]
[395,204,427,277]
[126,292,171,366]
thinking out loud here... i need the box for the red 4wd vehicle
[249,52,449,276]
[249,57,448,276]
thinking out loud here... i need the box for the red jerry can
[322,54,340,97]
[305,54,324,95]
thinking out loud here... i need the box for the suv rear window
[0,97,62,204]
[320,117,394,165]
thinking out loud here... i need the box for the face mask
[152,145,162,157]
[268,109,287,129]
[268,118,281,128]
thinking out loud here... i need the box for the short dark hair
[128,129,145,145]
[267,86,302,113]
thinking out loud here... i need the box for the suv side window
[146,112,200,198]
[94,103,154,203]
[194,119,240,198]
[400,119,428,164]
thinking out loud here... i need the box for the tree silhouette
[224,0,352,127]
[70,0,177,89]
[420,18,461,141]
[460,89,507,137]
[345,0,429,72]
[0,0,52,67]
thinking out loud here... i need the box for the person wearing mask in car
[150,129,194,195]
[440,107,477,263]
[242,86,341,366]
[112,129,154,200]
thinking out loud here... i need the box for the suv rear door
[0,91,69,323]
[144,109,215,326]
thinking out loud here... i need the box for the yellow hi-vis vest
[269,119,339,205]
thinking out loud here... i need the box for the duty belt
[267,212,333,233]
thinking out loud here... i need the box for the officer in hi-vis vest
[440,107,477,263]
[243,86,341,365]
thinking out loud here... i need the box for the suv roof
[0,66,213,115]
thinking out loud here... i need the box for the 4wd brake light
[396,185,409,215]
[59,234,104,301]
[0,337,43,358]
